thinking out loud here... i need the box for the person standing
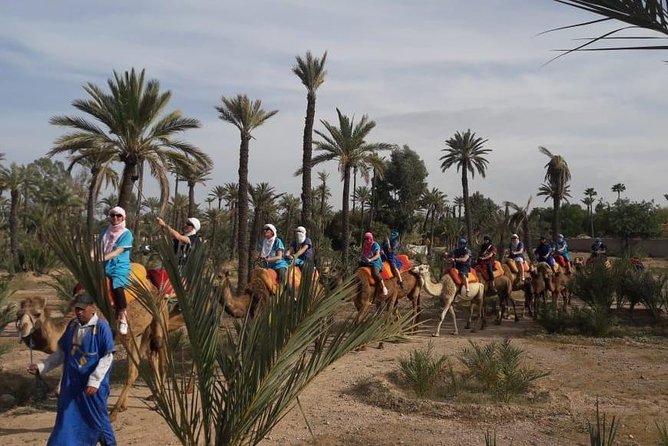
[285,225,313,269]
[99,206,133,335]
[156,216,201,265]
[360,232,388,296]
[28,293,116,446]
[258,223,289,283]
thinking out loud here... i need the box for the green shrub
[569,261,616,309]
[398,342,447,398]
[570,306,616,337]
[636,272,668,320]
[536,300,570,334]
[0,280,16,332]
[458,339,549,403]
[587,398,620,446]
[19,238,60,274]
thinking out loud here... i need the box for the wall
[566,238,668,258]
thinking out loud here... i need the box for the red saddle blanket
[147,268,175,296]
[475,260,504,281]
[448,268,480,286]
[359,255,413,285]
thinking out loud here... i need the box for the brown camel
[218,266,323,318]
[415,264,486,337]
[16,264,184,421]
[352,267,423,329]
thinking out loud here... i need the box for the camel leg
[111,334,146,421]
[434,296,457,337]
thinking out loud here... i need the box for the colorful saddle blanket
[448,267,480,286]
[360,255,413,285]
[476,260,504,281]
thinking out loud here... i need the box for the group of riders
[450,233,611,296]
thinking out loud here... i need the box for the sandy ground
[1,260,667,446]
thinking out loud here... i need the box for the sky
[1,0,666,211]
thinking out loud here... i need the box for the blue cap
[458,238,467,245]
[390,230,399,241]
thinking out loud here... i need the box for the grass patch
[398,342,447,398]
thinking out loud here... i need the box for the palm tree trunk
[237,135,251,293]
[552,196,561,240]
[188,182,195,217]
[461,170,472,242]
[133,162,144,239]
[86,171,99,238]
[9,189,19,274]
[231,204,238,259]
[589,206,595,238]
[429,210,436,248]
[341,167,351,264]
[300,91,316,225]
[118,160,138,212]
[352,167,357,214]
[248,208,262,280]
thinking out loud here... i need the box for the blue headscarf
[390,230,400,242]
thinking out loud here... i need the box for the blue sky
[1,0,666,211]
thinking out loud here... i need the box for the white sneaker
[119,321,128,335]
[382,287,389,296]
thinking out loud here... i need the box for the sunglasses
[109,214,124,218]
[185,222,194,227]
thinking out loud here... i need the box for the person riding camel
[554,233,572,274]
[360,232,388,296]
[285,225,313,269]
[257,224,289,284]
[381,230,404,289]
[452,238,472,295]
[477,235,497,293]
[591,238,607,259]
[508,234,526,282]
[534,235,557,273]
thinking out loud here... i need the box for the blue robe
[48,319,116,446]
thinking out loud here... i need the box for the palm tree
[0,163,27,273]
[550,1,668,56]
[278,193,301,237]
[440,130,491,243]
[309,109,393,262]
[454,196,464,221]
[217,95,278,291]
[353,185,372,226]
[316,170,330,221]
[505,197,533,255]
[209,185,227,211]
[612,183,626,201]
[581,187,598,237]
[222,182,239,258]
[67,150,119,236]
[49,68,210,215]
[420,188,448,248]
[537,146,571,239]
[173,158,212,216]
[293,51,328,226]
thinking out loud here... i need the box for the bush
[657,421,668,446]
[0,279,16,332]
[570,306,616,337]
[398,342,447,398]
[19,238,60,274]
[458,338,549,403]
[536,300,570,334]
[569,261,616,310]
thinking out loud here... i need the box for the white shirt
[38,313,114,389]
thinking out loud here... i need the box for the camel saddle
[503,258,530,273]
[448,267,480,286]
[73,262,155,308]
[359,255,413,285]
[476,260,504,281]
[253,266,304,295]
[147,268,175,296]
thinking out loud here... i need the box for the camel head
[217,271,252,318]
[15,297,56,352]
[415,264,431,278]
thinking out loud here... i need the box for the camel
[476,268,517,324]
[16,264,184,421]
[352,266,423,328]
[415,264,486,337]
[218,265,323,318]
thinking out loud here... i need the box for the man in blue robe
[28,293,116,446]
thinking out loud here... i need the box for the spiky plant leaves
[587,397,620,446]
[0,279,16,331]
[128,237,412,446]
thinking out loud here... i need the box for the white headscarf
[102,206,127,254]
[261,224,277,258]
[185,217,201,236]
[295,226,306,244]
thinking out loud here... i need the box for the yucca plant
[127,238,413,446]
[398,342,447,398]
[587,397,620,446]
[459,339,549,402]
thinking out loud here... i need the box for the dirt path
[1,264,668,445]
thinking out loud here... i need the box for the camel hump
[255,268,279,294]
[357,267,376,285]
